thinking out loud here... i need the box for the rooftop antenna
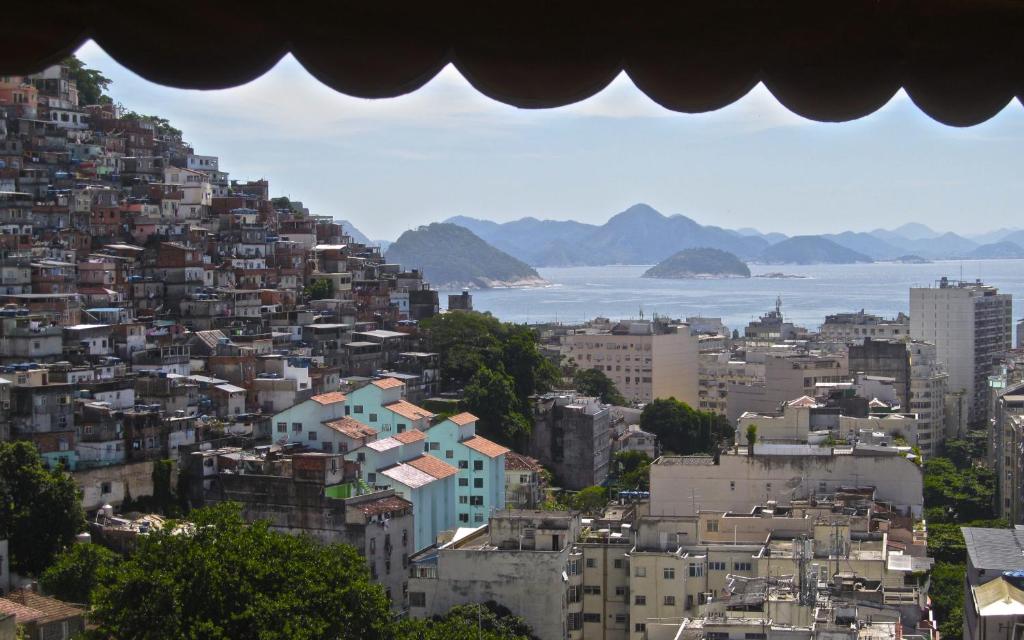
[776,295,782,315]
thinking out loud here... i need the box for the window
[635,623,646,633]
[746,634,767,640]
[613,558,623,569]
[765,482,771,492]
[664,595,676,606]
[706,519,719,532]
[729,480,735,491]
[614,614,627,625]
[322,442,333,452]
[458,478,468,487]
[459,496,468,504]
[473,460,483,471]
[101,481,112,494]
[458,460,469,469]
[292,422,301,432]
[583,586,601,595]
[634,595,646,605]
[369,413,377,422]
[397,423,406,432]
[473,513,483,523]
[367,473,376,484]
[586,558,597,568]
[568,613,581,631]
[354,405,363,414]
[706,634,729,640]
[458,513,469,523]
[473,478,483,488]
[688,564,704,577]
[709,561,726,571]
[635,567,646,577]
[733,562,752,572]
[429,442,440,451]
[308,431,317,441]
[663,568,675,579]
[583,613,600,623]
[470,496,483,506]
[409,592,426,607]
[369,538,376,553]
[445,450,454,458]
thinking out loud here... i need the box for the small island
[894,254,932,264]
[643,248,751,279]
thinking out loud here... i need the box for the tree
[396,601,536,640]
[923,457,996,522]
[746,424,757,455]
[0,442,85,575]
[463,367,530,444]
[571,486,609,514]
[88,503,392,640]
[930,562,966,640]
[304,279,333,300]
[639,398,730,455]
[572,368,626,405]
[613,451,651,491]
[39,543,121,605]
[62,55,112,105]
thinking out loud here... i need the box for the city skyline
[76,40,1024,242]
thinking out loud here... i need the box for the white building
[910,278,1012,424]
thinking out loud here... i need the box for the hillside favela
[0,53,1022,640]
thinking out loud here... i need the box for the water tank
[101,504,114,519]
[75,532,92,544]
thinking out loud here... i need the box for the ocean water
[443,260,1024,333]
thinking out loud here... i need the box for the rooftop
[384,399,433,421]
[310,391,346,406]
[393,429,426,444]
[380,462,437,489]
[962,527,1024,572]
[323,417,377,439]
[370,377,404,390]
[448,412,478,426]
[406,454,458,480]
[462,435,510,458]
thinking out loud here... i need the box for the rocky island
[642,248,751,279]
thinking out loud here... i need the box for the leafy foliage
[571,486,609,514]
[422,312,559,444]
[63,55,112,105]
[40,543,121,605]
[930,562,966,640]
[397,601,536,640]
[120,110,183,139]
[0,441,85,575]
[639,398,733,455]
[88,503,392,640]
[612,451,651,491]
[922,457,996,522]
[304,279,333,300]
[572,368,626,405]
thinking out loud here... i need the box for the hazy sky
[77,41,1024,242]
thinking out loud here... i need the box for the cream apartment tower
[910,278,1012,425]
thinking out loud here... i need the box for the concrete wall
[649,452,923,518]
[73,460,168,511]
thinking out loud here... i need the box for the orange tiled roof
[505,451,543,471]
[2,590,83,624]
[323,417,377,439]
[371,377,405,390]
[311,391,347,405]
[448,412,478,426]
[406,454,458,480]
[462,435,510,458]
[384,400,434,422]
[393,429,426,444]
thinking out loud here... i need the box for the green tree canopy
[640,398,732,455]
[397,601,537,640]
[572,368,626,405]
[39,543,121,605]
[613,451,652,491]
[63,55,112,105]
[571,486,609,514]
[0,441,85,575]
[88,503,392,640]
[464,367,530,444]
[923,457,996,522]
[305,279,333,301]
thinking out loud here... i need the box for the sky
[77,40,1024,242]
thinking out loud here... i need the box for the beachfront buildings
[561,318,699,405]
[911,278,1012,424]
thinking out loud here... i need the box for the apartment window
[664,595,676,606]
[706,519,719,532]
[354,405,363,414]
[613,559,623,569]
[459,478,468,487]
[322,442,333,452]
[583,586,601,595]
[583,613,600,623]
[818,481,827,493]
[746,634,767,640]
[474,513,483,523]
[429,442,440,451]
[634,595,646,605]
[729,480,735,491]
[369,538,376,553]
[765,482,772,492]
[688,564,703,577]
[101,482,112,494]
[473,478,483,488]
[445,450,454,459]
[408,592,426,608]
[709,561,726,571]
[459,496,468,504]
[292,422,301,432]
[308,431,317,441]
[733,562,752,571]
[614,614,627,625]
[402,529,408,546]
[459,513,469,523]
[367,473,376,484]
[663,568,675,579]
[369,413,377,422]
[470,496,483,506]
[635,623,646,633]
[397,423,406,432]
[706,634,729,640]
[473,460,484,471]
[458,460,468,469]
[635,567,646,577]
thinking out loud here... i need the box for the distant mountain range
[440,205,1024,266]
[384,223,544,289]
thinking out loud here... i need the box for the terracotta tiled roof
[462,435,510,458]
[371,377,405,390]
[448,412,478,426]
[786,395,818,408]
[2,590,84,624]
[0,599,43,624]
[356,494,413,516]
[406,454,458,480]
[505,451,543,471]
[393,429,426,444]
[323,417,377,439]
[384,400,434,421]
[311,391,347,405]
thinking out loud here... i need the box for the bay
[443,260,1024,335]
